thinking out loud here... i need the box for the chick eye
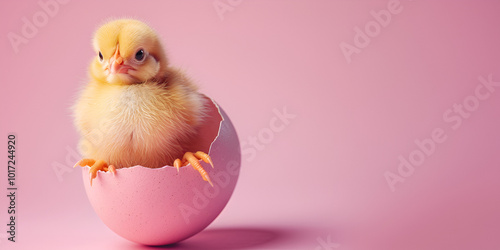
[98,51,103,62]
[135,49,145,61]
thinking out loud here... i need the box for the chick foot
[74,159,116,186]
[173,151,214,186]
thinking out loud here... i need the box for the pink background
[1,0,500,249]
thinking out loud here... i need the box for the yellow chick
[73,19,213,186]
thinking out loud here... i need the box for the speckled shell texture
[82,96,241,246]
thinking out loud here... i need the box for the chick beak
[110,48,125,74]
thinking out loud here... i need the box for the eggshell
[81,96,241,246]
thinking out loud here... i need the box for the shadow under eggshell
[82,96,241,246]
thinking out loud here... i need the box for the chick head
[91,19,168,85]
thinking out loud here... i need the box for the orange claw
[173,159,182,172]
[174,151,214,186]
[74,159,114,186]
[73,159,96,169]
[108,165,116,175]
[194,151,214,168]
[103,165,116,175]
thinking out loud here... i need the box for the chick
[73,19,213,186]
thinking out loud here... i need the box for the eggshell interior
[82,96,241,246]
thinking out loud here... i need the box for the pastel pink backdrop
[1,0,500,249]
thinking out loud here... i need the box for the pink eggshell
[81,96,241,245]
